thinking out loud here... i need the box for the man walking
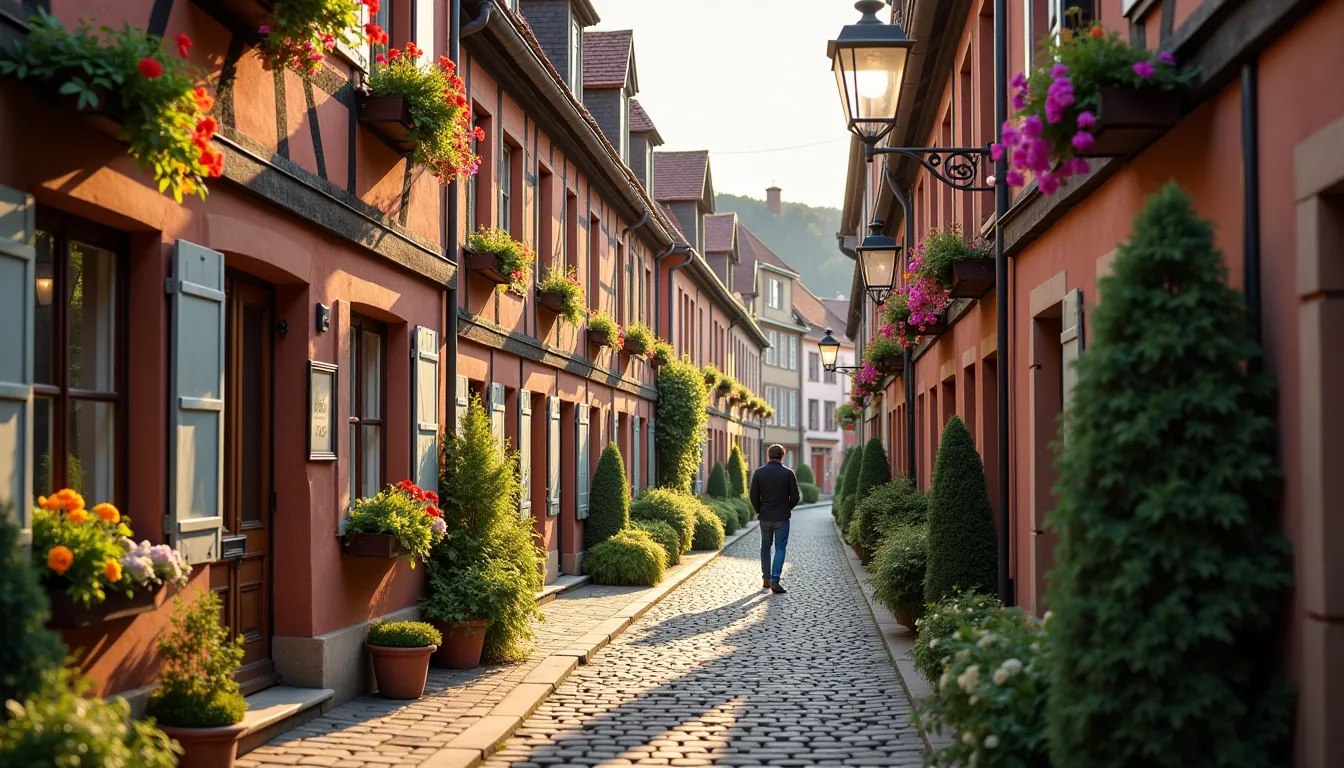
[750,444,800,594]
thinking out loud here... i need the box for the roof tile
[703,213,737,253]
[653,151,710,202]
[582,30,632,88]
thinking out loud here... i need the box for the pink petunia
[1076,110,1096,130]
[1071,131,1095,152]
[1133,60,1156,79]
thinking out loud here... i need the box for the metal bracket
[869,144,994,192]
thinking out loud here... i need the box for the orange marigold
[47,546,74,574]
[67,509,90,525]
[93,503,121,523]
[104,559,123,583]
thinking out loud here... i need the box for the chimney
[766,186,782,215]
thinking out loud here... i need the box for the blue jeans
[760,519,790,583]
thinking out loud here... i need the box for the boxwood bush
[583,529,666,586]
[707,461,729,498]
[730,497,753,526]
[691,502,726,551]
[367,620,443,648]
[923,416,997,603]
[727,444,749,498]
[633,519,681,567]
[585,442,629,550]
[856,436,890,500]
[868,523,929,624]
[837,443,864,534]
[701,497,739,536]
[796,462,815,486]
[799,482,820,504]
[852,479,926,554]
[631,488,698,552]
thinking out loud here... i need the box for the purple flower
[1001,122,1019,145]
[1005,170,1026,187]
[1026,138,1052,173]
[1012,92,1026,111]
[990,143,1004,161]
[1068,157,1091,176]
[1051,64,1069,78]
[1011,72,1028,91]
[1038,172,1060,195]
[1021,115,1043,138]
[1076,110,1096,129]
[1133,60,1156,79]
[1158,51,1176,65]
[1071,130,1095,152]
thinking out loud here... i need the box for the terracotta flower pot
[368,643,437,700]
[897,610,918,632]
[159,723,248,768]
[428,618,490,669]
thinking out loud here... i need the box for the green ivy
[924,416,997,604]
[654,358,708,492]
[585,443,630,550]
[1045,184,1293,768]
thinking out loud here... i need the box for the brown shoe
[770,582,787,594]
[762,579,771,590]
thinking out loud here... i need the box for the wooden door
[811,454,826,494]
[211,276,276,694]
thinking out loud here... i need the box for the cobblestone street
[486,504,923,767]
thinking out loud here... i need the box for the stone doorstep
[236,685,337,756]
[833,520,955,752]
[535,573,592,606]
[418,519,762,766]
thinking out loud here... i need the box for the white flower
[984,734,1000,749]
[1029,642,1042,654]
[977,632,997,648]
[1043,610,1055,626]
[1001,658,1023,675]
[956,649,972,661]
[962,731,977,746]
[993,668,1009,685]
[938,671,950,693]
[957,664,981,693]
[929,638,940,649]
[969,694,979,705]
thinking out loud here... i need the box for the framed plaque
[308,361,338,460]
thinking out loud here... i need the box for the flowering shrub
[537,264,586,325]
[587,310,624,350]
[862,333,904,368]
[366,43,482,182]
[853,361,882,393]
[997,19,1192,194]
[912,590,1001,685]
[878,293,923,349]
[345,480,446,565]
[2,11,222,202]
[920,224,991,290]
[835,402,862,426]
[701,364,722,389]
[917,608,1051,768]
[467,226,533,296]
[648,340,675,365]
[259,0,384,75]
[623,322,655,355]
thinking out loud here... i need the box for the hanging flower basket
[1075,86,1183,158]
[948,259,996,299]
[647,341,674,369]
[587,311,623,350]
[462,249,509,286]
[358,93,417,152]
[362,43,481,182]
[623,323,654,356]
[879,355,904,374]
[918,312,949,337]
[463,228,531,296]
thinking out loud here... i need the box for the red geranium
[138,57,163,79]
[176,33,192,58]
[425,506,442,518]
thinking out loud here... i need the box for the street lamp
[818,329,861,374]
[857,218,900,305]
[828,1,914,145]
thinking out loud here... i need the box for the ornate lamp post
[818,329,861,374]
[856,218,900,306]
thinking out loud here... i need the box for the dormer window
[619,88,629,162]
[569,18,582,97]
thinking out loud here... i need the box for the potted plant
[647,340,675,368]
[422,560,509,669]
[587,310,623,350]
[715,374,736,398]
[731,383,751,406]
[146,591,247,768]
[256,0,385,75]
[463,226,532,296]
[836,402,862,429]
[366,620,441,700]
[622,322,655,356]
[343,480,447,566]
[536,265,586,325]
[916,225,994,299]
[701,364,722,388]
[863,333,905,375]
[2,11,222,202]
[997,16,1191,194]
[360,42,481,181]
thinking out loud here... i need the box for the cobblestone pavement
[238,545,736,768]
[485,504,924,767]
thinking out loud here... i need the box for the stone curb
[421,519,762,767]
[832,519,949,754]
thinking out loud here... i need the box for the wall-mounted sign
[308,360,338,461]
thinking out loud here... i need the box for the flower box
[587,328,615,348]
[948,259,996,299]
[461,249,509,286]
[1075,86,1183,158]
[50,85,124,140]
[716,381,732,394]
[342,532,407,559]
[916,312,949,337]
[879,355,904,375]
[536,289,566,313]
[358,94,418,153]
[45,583,162,628]
[623,338,650,356]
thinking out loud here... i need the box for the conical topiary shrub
[1045,183,1293,768]
[833,446,855,519]
[796,462,815,486]
[727,444,749,498]
[923,416,996,603]
[584,442,629,550]
[856,437,890,501]
[707,461,729,499]
[838,443,864,534]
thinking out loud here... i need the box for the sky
[591,1,863,211]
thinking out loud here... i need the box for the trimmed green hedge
[701,497,739,535]
[727,444,749,498]
[585,442,629,550]
[856,437,890,501]
[852,479,926,553]
[725,497,752,526]
[633,520,681,567]
[799,483,820,504]
[583,529,665,586]
[868,523,928,624]
[923,416,997,604]
[630,488,698,552]
[691,502,726,551]
[655,358,708,492]
[1045,184,1294,768]
[367,620,442,648]
[707,462,729,498]
[837,443,864,534]
[796,463,815,485]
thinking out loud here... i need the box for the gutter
[1241,59,1261,346]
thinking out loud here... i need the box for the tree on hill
[716,193,851,299]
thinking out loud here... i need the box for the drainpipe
[652,241,677,340]
[461,0,491,37]
[994,0,1013,607]
[1242,60,1261,348]
[885,174,917,487]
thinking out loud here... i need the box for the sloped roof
[659,203,687,242]
[796,283,851,341]
[629,99,662,144]
[582,30,633,89]
[734,225,798,291]
[703,213,737,253]
[653,151,710,203]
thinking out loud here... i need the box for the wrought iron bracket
[867,144,994,192]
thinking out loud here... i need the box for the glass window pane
[67,241,118,392]
[360,424,382,497]
[349,327,358,416]
[69,399,116,503]
[33,397,54,502]
[360,329,381,418]
[34,230,56,386]
[349,422,358,501]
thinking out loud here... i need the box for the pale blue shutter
[169,241,226,564]
[518,391,532,516]
[632,414,641,493]
[575,403,590,519]
[0,187,35,546]
[646,417,655,490]
[412,326,439,493]
[489,383,506,451]
[454,375,469,434]
[1060,288,1084,440]
[546,396,561,516]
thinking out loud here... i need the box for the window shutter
[632,414,641,492]
[575,403,590,519]
[168,241,226,565]
[455,375,469,434]
[518,391,532,516]
[546,396,561,516]
[0,187,35,547]
[489,382,506,451]
[411,326,439,493]
[1060,288,1084,438]
[646,417,655,490]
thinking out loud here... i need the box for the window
[369,0,390,64]
[808,351,819,382]
[808,399,819,431]
[824,401,836,432]
[499,144,512,234]
[565,190,578,272]
[764,385,776,426]
[765,330,777,366]
[788,336,798,370]
[32,214,125,504]
[767,278,782,308]
[349,316,386,500]
[789,390,798,428]
[569,18,583,98]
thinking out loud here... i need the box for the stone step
[236,685,336,756]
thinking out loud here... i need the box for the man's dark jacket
[749,461,801,523]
